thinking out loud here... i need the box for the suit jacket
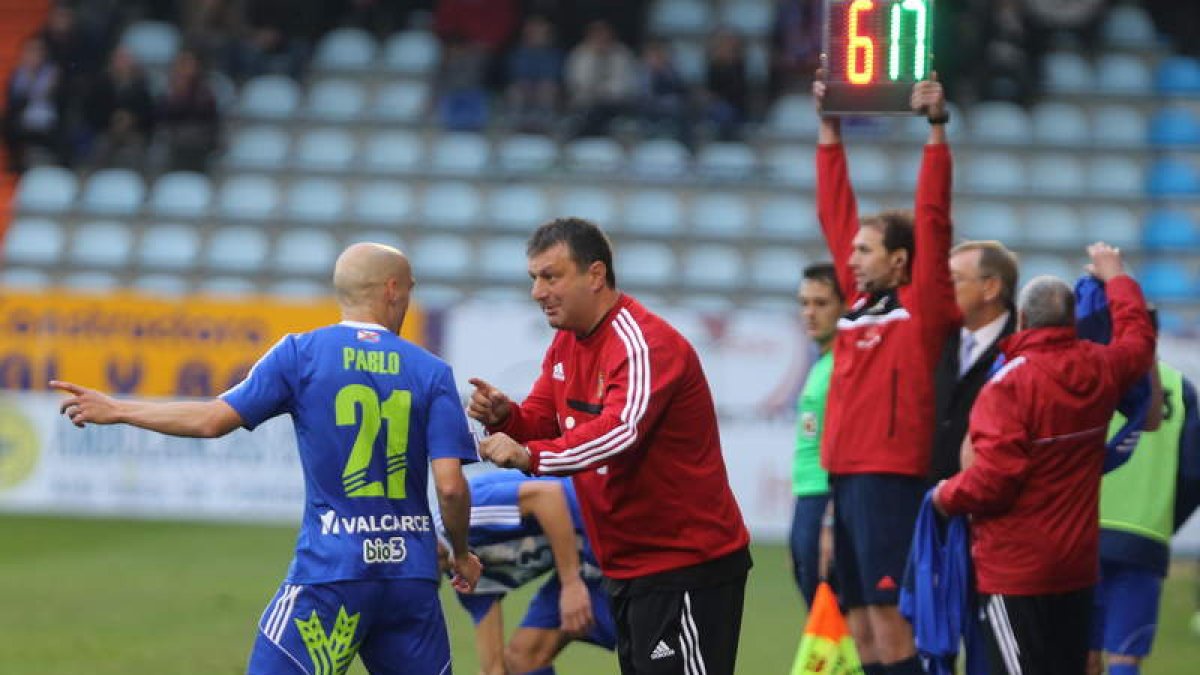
[928,311,1017,483]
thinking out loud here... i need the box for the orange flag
[790,582,864,675]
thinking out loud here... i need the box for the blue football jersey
[221,320,477,584]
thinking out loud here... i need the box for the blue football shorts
[457,574,617,650]
[1090,560,1163,657]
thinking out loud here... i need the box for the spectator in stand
[956,0,1043,104]
[235,0,313,80]
[83,46,155,169]
[770,0,822,98]
[3,38,65,172]
[435,33,489,130]
[434,0,519,54]
[636,39,691,144]
[158,49,220,172]
[40,3,105,102]
[180,0,246,80]
[1145,0,1200,56]
[565,20,638,137]
[702,28,749,140]
[506,15,564,132]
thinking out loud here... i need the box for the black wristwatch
[927,110,950,125]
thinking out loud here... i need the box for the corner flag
[790,582,864,675]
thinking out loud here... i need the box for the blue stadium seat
[313,28,377,72]
[630,139,690,179]
[197,276,257,296]
[720,0,773,36]
[16,166,77,213]
[272,229,340,274]
[488,185,549,231]
[845,147,892,190]
[478,237,529,282]
[1146,158,1200,196]
[746,41,769,83]
[767,95,819,138]
[205,226,270,272]
[285,178,347,225]
[1029,154,1087,197]
[1143,209,1200,250]
[138,223,201,270]
[496,134,557,173]
[891,150,925,192]
[1088,156,1143,198]
[352,181,414,226]
[362,131,424,174]
[969,101,1032,144]
[955,202,1022,244]
[305,79,367,122]
[1096,55,1152,95]
[80,168,145,216]
[421,182,482,229]
[557,188,617,226]
[963,153,1026,194]
[619,242,676,288]
[239,75,301,119]
[1031,102,1089,146]
[1101,4,1158,49]
[369,81,429,123]
[4,217,63,266]
[1149,107,1200,146]
[1024,204,1084,249]
[1020,254,1077,284]
[1137,262,1194,301]
[564,138,625,173]
[678,294,734,312]
[62,272,119,293]
[1,267,50,289]
[896,102,963,142]
[681,244,742,289]
[429,132,491,175]
[133,273,190,296]
[292,128,356,172]
[696,142,757,180]
[269,279,328,298]
[120,21,179,67]
[757,196,818,241]
[749,247,808,293]
[1155,56,1200,95]
[691,193,751,237]
[623,190,683,234]
[650,0,712,36]
[412,234,472,278]
[225,125,290,170]
[1083,206,1139,249]
[382,31,440,75]
[148,171,212,218]
[71,220,134,268]
[217,174,280,220]
[671,40,706,83]
[1091,105,1147,148]
[1042,52,1093,94]
[414,284,464,308]
[764,146,815,187]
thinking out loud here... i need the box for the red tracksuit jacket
[491,294,751,579]
[817,143,959,477]
[937,275,1156,595]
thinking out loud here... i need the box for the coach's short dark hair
[527,217,616,288]
[861,210,915,269]
[802,262,843,302]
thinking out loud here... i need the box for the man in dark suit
[929,240,1019,483]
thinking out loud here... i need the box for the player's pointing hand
[467,378,512,427]
[50,380,121,428]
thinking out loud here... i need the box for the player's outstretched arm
[50,380,243,438]
[519,480,594,636]
[432,457,482,592]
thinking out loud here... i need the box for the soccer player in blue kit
[51,243,482,675]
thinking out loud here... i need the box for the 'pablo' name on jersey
[342,347,400,374]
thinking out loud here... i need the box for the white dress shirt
[959,311,1010,376]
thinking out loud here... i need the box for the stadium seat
[746,41,769,83]
[382,31,440,75]
[1042,52,1093,94]
[1143,209,1200,250]
[79,168,145,216]
[681,244,742,289]
[305,79,367,122]
[478,237,529,282]
[352,181,414,226]
[292,128,356,172]
[764,145,815,187]
[1,267,50,289]
[1149,107,1200,146]
[488,185,550,231]
[557,188,618,226]
[955,202,1022,244]
[1091,105,1147,147]
[630,139,690,179]
[1137,262,1194,301]
[313,28,377,72]
[767,95,819,138]
[239,75,301,119]
[411,234,472,278]
[564,138,625,173]
[413,283,464,308]
[890,150,926,191]
[369,81,429,124]
[1023,204,1085,249]
[623,190,683,234]
[962,153,1026,194]
[696,142,758,180]
[138,223,201,270]
[71,220,134,268]
[1096,54,1152,96]
[119,21,179,67]
[1020,254,1077,284]
[1155,57,1200,95]
[748,247,807,293]
[1147,158,1200,196]
[217,174,280,220]
[691,193,752,237]
[1029,155,1087,197]
[197,276,257,296]
[757,196,818,241]
[205,226,270,272]
[272,229,340,274]
[15,166,77,213]
[720,0,773,36]
[362,131,424,174]
[1031,102,1089,146]
[1087,156,1143,198]
[845,147,892,190]
[285,178,347,225]
[4,217,63,265]
[496,134,557,173]
[62,272,119,293]
[619,242,676,288]
[678,294,734,312]
[969,101,1032,144]
[429,132,491,175]
[650,0,712,36]
[896,102,964,141]
[671,40,706,83]
[133,273,190,296]
[1083,206,1139,249]
[421,182,482,229]
[225,125,290,170]
[1101,4,1158,49]
[269,279,328,298]
[148,171,212,218]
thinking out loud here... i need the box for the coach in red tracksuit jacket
[471,218,752,675]
[813,77,959,675]
[935,244,1155,675]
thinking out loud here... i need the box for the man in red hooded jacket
[934,242,1156,675]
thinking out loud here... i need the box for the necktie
[958,332,976,378]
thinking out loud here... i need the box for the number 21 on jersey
[335,384,411,499]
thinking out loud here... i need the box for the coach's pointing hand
[50,380,120,428]
[479,433,532,472]
[467,378,512,427]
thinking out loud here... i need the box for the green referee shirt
[793,350,833,496]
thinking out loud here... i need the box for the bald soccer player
[51,243,482,675]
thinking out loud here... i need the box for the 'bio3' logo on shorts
[362,536,407,564]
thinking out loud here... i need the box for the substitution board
[821,0,935,114]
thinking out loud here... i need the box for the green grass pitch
[2,515,1198,673]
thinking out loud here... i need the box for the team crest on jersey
[552,362,565,381]
[801,411,818,437]
[356,329,380,344]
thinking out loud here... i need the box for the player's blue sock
[884,655,923,675]
[862,664,885,675]
[1109,663,1140,675]
[520,668,555,675]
